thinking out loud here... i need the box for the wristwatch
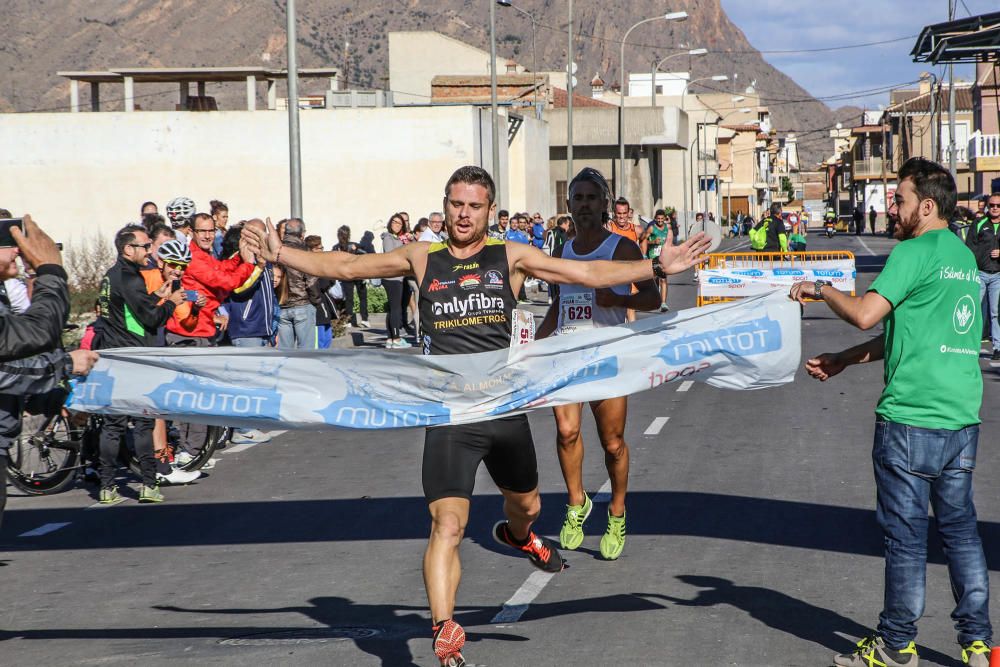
[813,279,831,299]
[652,257,668,279]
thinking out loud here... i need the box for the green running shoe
[559,494,592,550]
[139,484,164,503]
[599,510,626,560]
[99,486,120,504]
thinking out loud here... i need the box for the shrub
[357,284,387,313]
[65,234,115,318]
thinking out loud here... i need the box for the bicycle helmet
[157,238,192,266]
[165,196,196,228]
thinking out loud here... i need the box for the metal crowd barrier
[696,251,857,307]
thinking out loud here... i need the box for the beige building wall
[389,31,514,106]
[507,115,551,215]
[0,107,519,250]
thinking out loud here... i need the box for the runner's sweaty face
[614,203,630,228]
[568,180,608,232]
[443,182,494,247]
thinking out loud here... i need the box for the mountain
[0,0,844,165]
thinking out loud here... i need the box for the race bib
[508,308,536,361]
[559,292,594,333]
[650,244,662,258]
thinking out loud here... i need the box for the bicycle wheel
[175,423,224,472]
[6,414,82,495]
[128,421,224,475]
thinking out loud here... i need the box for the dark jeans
[341,280,368,325]
[873,419,991,648]
[384,280,403,338]
[100,415,156,488]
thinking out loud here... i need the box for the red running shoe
[492,521,566,573]
[432,619,466,667]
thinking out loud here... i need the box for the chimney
[591,72,605,99]
[919,72,932,96]
[505,59,517,74]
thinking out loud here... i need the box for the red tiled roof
[551,87,616,109]
[721,123,760,132]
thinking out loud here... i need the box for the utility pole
[930,74,938,160]
[566,0,574,187]
[881,122,889,233]
[286,0,303,218]
[947,0,957,179]
[489,0,502,209]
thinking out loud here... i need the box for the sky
[720,0,996,110]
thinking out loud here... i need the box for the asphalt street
[4,231,1000,666]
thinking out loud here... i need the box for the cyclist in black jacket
[95,224,184,504]
[0,215,99,527]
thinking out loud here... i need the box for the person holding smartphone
[0,214,99,526]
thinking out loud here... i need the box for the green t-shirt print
[868,228,983,430]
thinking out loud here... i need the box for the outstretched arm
[805,334,884,381]
[510,232,710,290]
[790,282,891,331]
[242,218,415,281]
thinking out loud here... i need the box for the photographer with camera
[0,214,99,528]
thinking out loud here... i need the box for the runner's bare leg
[424,497,469,622]
[554,403,587,507]
[590,396,629,517]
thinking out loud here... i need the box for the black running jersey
[419,239,517,355]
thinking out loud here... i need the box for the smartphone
[184,290,199,302]
[0,218,23,248]
[171,279,181,291]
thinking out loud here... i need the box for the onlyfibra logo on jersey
[658,317,783,364]
[315,371,451,428]
[146,373,282,420]
[69,368,116,410]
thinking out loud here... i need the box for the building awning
[911,11,1000,64]
[58,67,340,83]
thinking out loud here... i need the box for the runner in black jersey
[242,166,710,667]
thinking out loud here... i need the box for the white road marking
[19,522,71,537]
[644,416,670,436]
[990,362,1000,368]
[85,500,126,510]
[491,571,556,624]
[223,443,256,454]
[591,479,613,505]
[856,237,877,257]
[266,430,288,438]
[677,380,694,392]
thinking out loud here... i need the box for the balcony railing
[853,157,891,178]
[940,144,969,164]
[972,132,1000,160]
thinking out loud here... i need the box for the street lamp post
[489,0,502,209]
[618,11,688,198]
[497,1,538,113]
[651,48,706,107]
[286,0,303,218]
[567,0,574,186]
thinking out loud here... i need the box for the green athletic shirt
[645,223,669,258]
[868,228,982,430]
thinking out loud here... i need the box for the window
[556,180,568,214]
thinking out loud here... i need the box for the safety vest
[749,220,769,251]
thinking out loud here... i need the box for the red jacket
[167,242,258,338]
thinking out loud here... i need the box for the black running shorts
[422,414,538,502]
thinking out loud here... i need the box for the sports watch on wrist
[652,257,668,279]
[813,279,831,299]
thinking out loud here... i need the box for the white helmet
[157,238,192,265]
[165,197,196,228]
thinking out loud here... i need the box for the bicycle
[6,408,230,496]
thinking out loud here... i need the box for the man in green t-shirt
[790,157,991,667]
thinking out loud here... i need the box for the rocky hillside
[0,0,848,165]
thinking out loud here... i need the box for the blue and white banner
[700,260,856,298]
[69,293,800,430]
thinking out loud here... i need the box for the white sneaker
[358,320,370,328]
[157,467,202,485]
[231,428,272,445]
[174,451,196,466]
